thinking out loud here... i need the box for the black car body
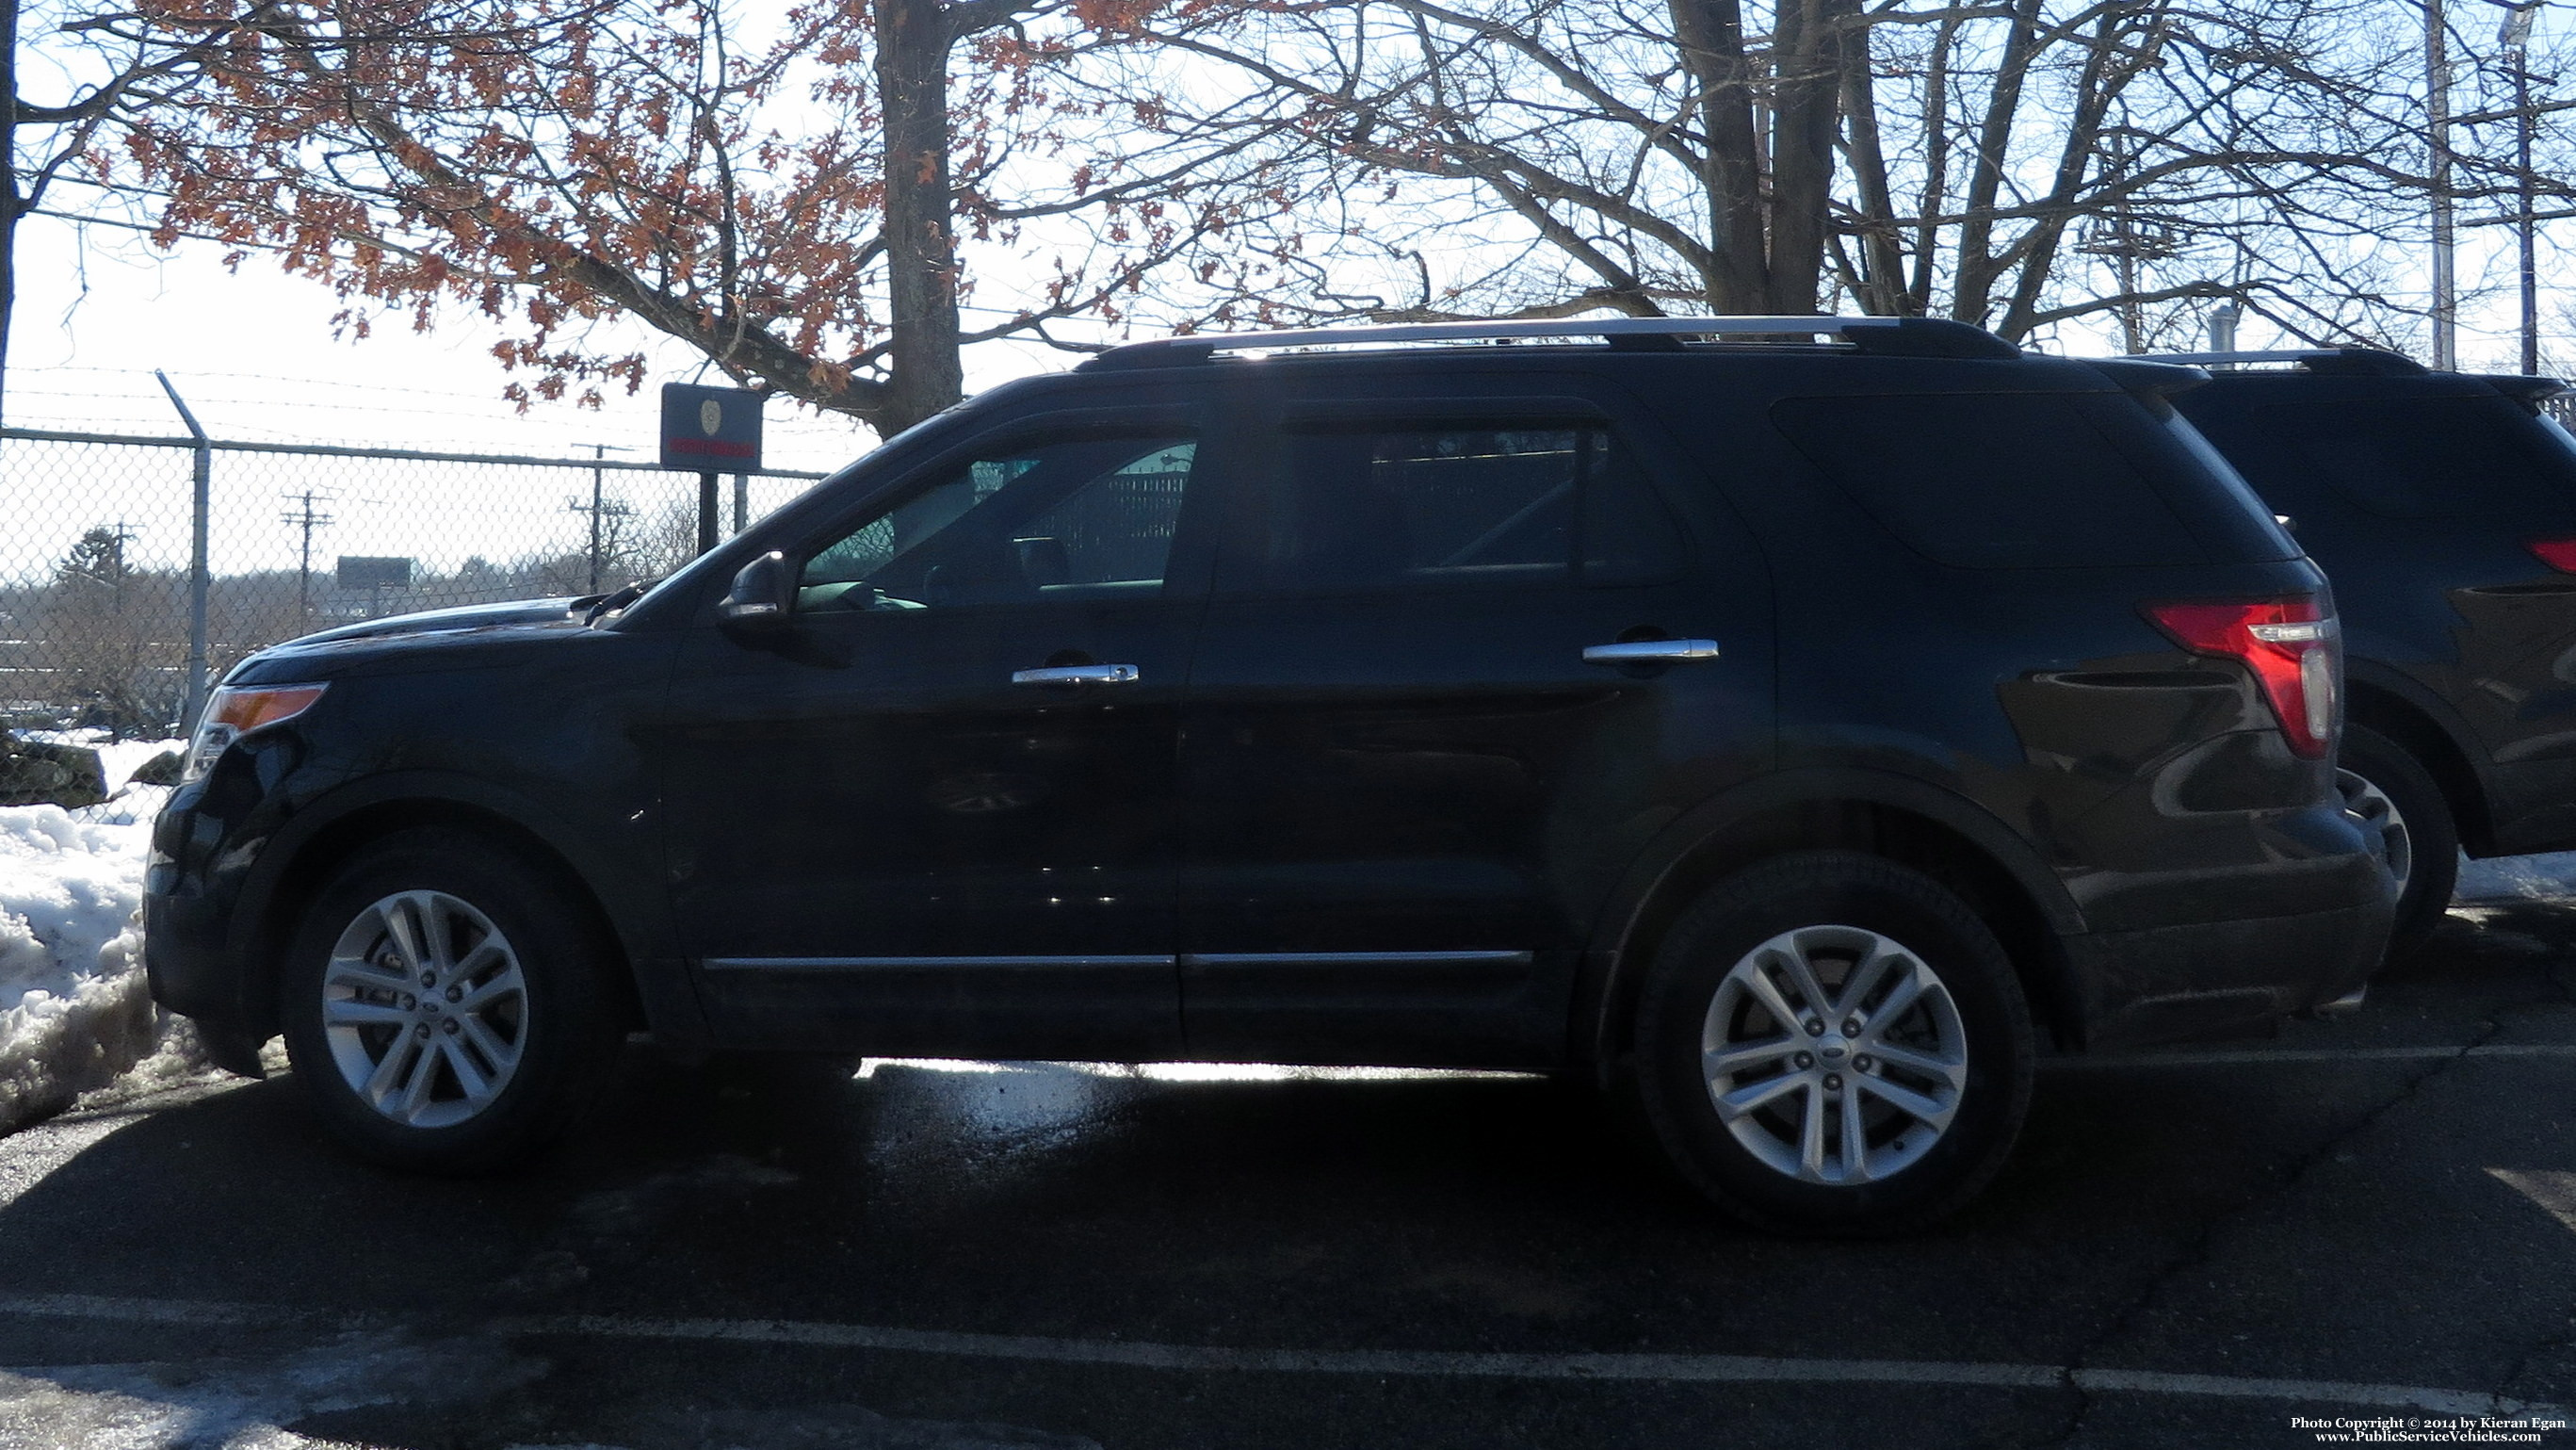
[2163,349,2576,950]
[145,317,2392,1230]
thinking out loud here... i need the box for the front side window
[798,433,1195,611]
[1234,423,1683,593]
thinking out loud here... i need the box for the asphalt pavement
[1,899,2572,1450]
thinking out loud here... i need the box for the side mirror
[718,551,793,631]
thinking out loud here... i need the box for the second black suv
[145,318,2391,1233]
[2163,350,2576,954]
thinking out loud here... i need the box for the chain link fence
[0,426,829,740]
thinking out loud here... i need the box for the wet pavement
[1,901,2572,1449]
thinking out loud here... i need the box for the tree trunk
[1992,14,2137,342]
[875,0,964,437]
[1667,0,1769,311]
[1765,0,1855,313]
[1952,0,2045,326]
[1838,19,1910,315]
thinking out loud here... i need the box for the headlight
[184,684,329,783]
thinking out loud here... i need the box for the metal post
[2430,0,2458,369]
[2520,60,2539,374]
[589,445,608,592]
[697,471,720,557]
[154,371,212,735]
[2505,2,2543,374]
[733,474,749,536]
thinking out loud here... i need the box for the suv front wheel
[1628,852,2035,1235]
[280,829,625,1172]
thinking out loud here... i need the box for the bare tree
[1117,0,2536,350]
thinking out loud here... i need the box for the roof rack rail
[2133,348,2428,378]
[1077,316,2018,370]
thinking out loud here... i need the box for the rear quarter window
[2198,396,2576,523]
[1772,391,2298,569]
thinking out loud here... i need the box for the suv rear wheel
[2336,724,2457,963]
[1628,851,2034,1235]
[280,829,625,1172]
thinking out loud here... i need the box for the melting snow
[0,740,195,1134]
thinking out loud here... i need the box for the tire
[2337,724,2458,965]
[1628,851,2035,1236]
[279,828,627,1173]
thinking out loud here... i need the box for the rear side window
[1233,424,1686,592]
[2201,397,2576,522]
[1772,392,2298,569]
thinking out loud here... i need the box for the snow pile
[0,737,192,1132]
[0,806,161,1131]
[2456,850,2576,904]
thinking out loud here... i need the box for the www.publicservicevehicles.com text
[2295,1416,2568,1443]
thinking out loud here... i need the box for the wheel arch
[1576,771,2084,1070]
[229,774,693,1049]
[2342,668,2493,855]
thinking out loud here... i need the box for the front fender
[226,769,703,1052]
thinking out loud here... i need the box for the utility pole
[2503,0,2546,374]
[280,490,333,626]
[2082,121,2178,354]
[2431,0,2459,370]
[566,444,634,594]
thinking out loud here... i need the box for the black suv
[2159,350,2576,954]
[145,318,2392,1233]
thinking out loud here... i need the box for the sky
[2,213,1084,579]
[5,0,2562,472]
[0,140,2553,586]
[11,214,928,471]
[17,211,2542,448]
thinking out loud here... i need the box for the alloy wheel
[1699,924,1968,1185]
[319,889,529,1129]
[2337,768,2415,897]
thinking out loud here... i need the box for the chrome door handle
[1583,639,1720,664]
[1011,663,1141,686]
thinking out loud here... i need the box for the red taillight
[2528,537,2576,573]
[2145,596,2340,758]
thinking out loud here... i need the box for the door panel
[656,420,1214,1056]
[1177,383,1775,1065]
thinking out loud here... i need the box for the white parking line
[850,1045,2576,1083]
[0,1292,2555,1420]
[0,1292,378,1330]
[2051,1043,2576,1070]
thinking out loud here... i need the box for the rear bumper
[2065,895,2390,1050]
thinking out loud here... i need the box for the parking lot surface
[1,901,2572,1449]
